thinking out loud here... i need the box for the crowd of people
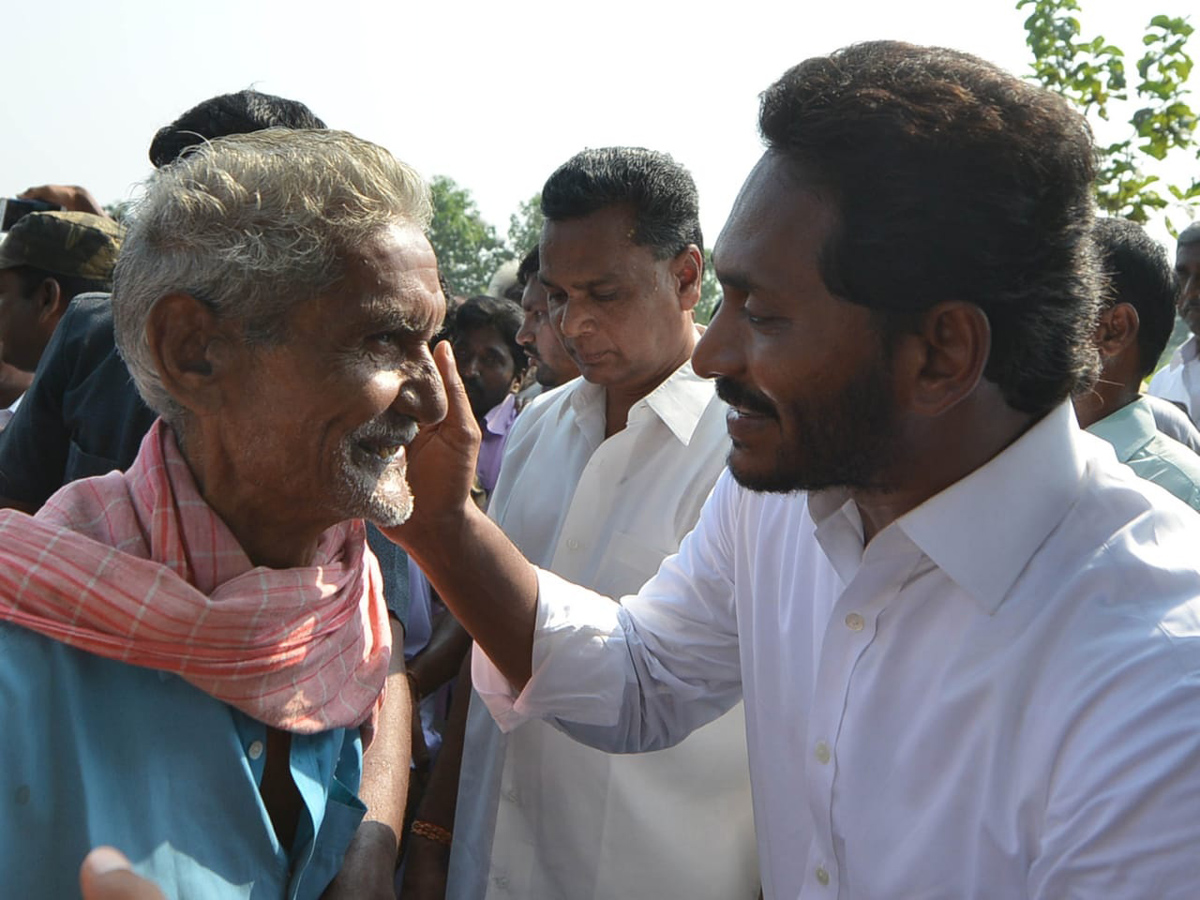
[2,38,1200,900]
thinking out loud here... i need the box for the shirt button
[814,740,831,765]
[816,866,830,886]
[566,539,580,550]
[492,875,510,890]
[503,787,521,805]
[247,740,265,760]
[845,612,865,632]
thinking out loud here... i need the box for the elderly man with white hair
[0,129,447,899]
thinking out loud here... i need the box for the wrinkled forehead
[336,224,444,330]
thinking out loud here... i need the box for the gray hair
[113,128,432,422]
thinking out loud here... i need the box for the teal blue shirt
[1087,396,1200,512]
[0,623,365,899]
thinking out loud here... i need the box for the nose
[393,345,448,427]
[457,352,480,381]
[691,299,740,381]
[554,296,593,340]
[516,314,535,348]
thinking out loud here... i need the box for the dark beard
[719,358,898,495]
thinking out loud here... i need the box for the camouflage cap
[0,211,123,283]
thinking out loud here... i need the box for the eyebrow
[712,261,755,294]
[359,298,440,334]
[538,273,620,292]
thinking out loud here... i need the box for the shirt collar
[566,331,716,447]
[637,357,715,446]
[1085,396,1157,464]
[482,392,519,438]
[893,401,1090,614]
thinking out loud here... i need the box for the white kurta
[449,358,759,900]
[478,402,1200,899]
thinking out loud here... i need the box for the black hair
[758,41,1101,415]
[1179,221,1200,247]
[1092,217,1179,378]
[449,294,528,376]
[516,246,539,287]
[540,147,703,258]
[14,266,111,304]
[148,90,327,168]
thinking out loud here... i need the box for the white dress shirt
[1149,333,1200,426]
[451,358,759,900]
[477,402,1200,899]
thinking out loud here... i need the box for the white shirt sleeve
[1027,594,1200,898]
[472,470,745,752]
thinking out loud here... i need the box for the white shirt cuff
[471,567,630,733]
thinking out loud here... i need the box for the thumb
[80,847,166,900]
[432,339,475,434]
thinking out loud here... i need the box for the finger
[80,847,166,900]
[431,340,475,433]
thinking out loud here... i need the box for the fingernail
[85,846,131,876]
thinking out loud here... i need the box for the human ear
[144,293,238,415]
[673,244,704,312]
[34,277,66,323]
[1094,303,1138,360]
[892,301,991,418]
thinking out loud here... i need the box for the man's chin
[727,448,807,495]
[362,483,414,529]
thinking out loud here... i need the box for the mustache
[350,414,420,446]
[715,377,777,419]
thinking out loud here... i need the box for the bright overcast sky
[4,0,1194,244]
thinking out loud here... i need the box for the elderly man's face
[215,223,446,530]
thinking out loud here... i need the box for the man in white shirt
[1149,220,1200,424]
[436,148,757,899]
[391,42,1200,898]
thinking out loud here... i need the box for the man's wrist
[393,499,488,570]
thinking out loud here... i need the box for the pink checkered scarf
[0,419,391,734]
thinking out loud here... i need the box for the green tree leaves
[426,180,547,298]
[426,175,509,298]
[1019,0,1198,229]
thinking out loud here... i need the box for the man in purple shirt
[448,294,528,496]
